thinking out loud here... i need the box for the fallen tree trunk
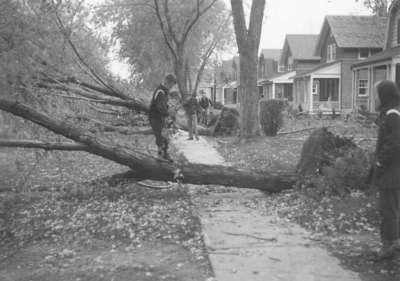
[0,139,87,151]
[0,99,295,192]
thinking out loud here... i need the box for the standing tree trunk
[231,0,265,137]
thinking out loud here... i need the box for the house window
[359,49,370,59]
[278,64,285,72]
[312,80,319,95]
[327,44,336,62]
[358,79,368,96]
[357,69,369,96]
[288,56,294,71]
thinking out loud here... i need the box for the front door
[318,78,339,102]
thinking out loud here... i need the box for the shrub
[214,107,240,136]
[297,127,356,176]
[259,99,285,136]
[213,101,223,110]
[297,127,373,195]
[321,148,372,195]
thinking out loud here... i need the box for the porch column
[351,69,355,112]
[272,83,276,99]
[368,67,372,111]
[310,77,313,112]
[370,66,375,112]
[390,62,396,81]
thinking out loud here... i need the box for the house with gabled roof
[260,34,320,101]
[213,56,240,106]
[351,1,400,112]
[292,15,387,114]
[257,48,282,97]
[258,49,282,79]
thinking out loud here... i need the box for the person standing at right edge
[148,74,177,162]
[371,80,400,260]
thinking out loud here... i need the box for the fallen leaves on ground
[0,134,212,281]
[216,117,400,281]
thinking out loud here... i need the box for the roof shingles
[326,15,387,48]
[260,49,281,61]
[286,34,320,60]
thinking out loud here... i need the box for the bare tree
[356,0,389,15]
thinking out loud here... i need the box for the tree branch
[192,15,230,93]
[0,139,88,151]
[163,0,179,45]
[52,8,123,97]
[180,0,218,45]
[153,0,178,60]
[37,79,150,113]
[230,0,248,53]
[248,0,266,54]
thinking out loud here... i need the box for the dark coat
[149,85,169,119]
[372,109,400,189]
[184,97,202,115]
[199,96,212,110]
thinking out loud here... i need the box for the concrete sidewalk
[172,132,361,281]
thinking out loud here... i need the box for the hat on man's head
[164,73,177,85]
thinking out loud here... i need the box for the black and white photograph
[2,0,400,280]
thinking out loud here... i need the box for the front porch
[259,71,296,101]
[311,77,340,113]
[352,58,400,112]
[293,62,341,114]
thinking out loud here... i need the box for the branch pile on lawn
[296,127,371,194]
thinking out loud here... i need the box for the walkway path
[172,131,361,281]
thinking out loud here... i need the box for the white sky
[258,0,372,49]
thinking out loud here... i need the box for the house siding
[390,8,400,48]
[264,59,278,78]
[339,48,360,59]
[320,30,338,63]
[354,67,371,111]
[296,61,321,72]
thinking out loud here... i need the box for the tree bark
[0,99,295,192]
[230,0,265,137]
[0,139,87,151]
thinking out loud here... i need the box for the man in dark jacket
[370,80,400,260]
[184,93,202,140]
[149,74,177,161]
[199,90,212,125]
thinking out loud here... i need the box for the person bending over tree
[148,74,177,162]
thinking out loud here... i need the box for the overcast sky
[255,0,371,49]
[97,0,373,79]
